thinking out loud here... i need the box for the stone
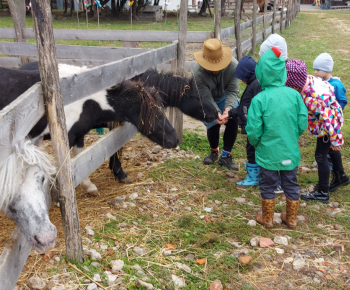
[235,197,246,204]
[329,202,340,208]
[299,202,307,208]
[136,280,154,290]
[259,237,275,248]
[250,237,259,247]
[106,213,117,220]
[54,256,60,262]
[90,250,102,260]
[297,215,305,222]
[293,258,306,270]
[175,262,191,273]
[273,213,282,224]
[301,167,311,173]
[129,192,139,200]
[215,200,222,205]
[152,145,162,154]
[163,250,172,256]
[51,287,66,290]
[27,277,46,289]
[311,161,318,168]
[111,259,124,273]
[183,206,192,211]
[334,244,345,253]
[132,247,146,256]
[209,279,223,290]
[247,220,257,226]
[185,253,195,260]
[334,224,343,230]
[313,278,321,285]
[308,185,314,192]
[93,274,101,282]
[108,195,126,206]
[137,173,144,179]
[228,240,242,248]
[284,257,293,264]
[275,248,284,254]
[85,226,95,236]
[238,256,252,264]
[274,236,289,246]
[87,284,98,290]
[172,274,185,288]
[107,274,118,286]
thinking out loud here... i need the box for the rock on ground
[27,276,46,290]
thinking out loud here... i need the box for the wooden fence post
[174,0,188,144]
[8,0,28,65]
[31,0,85,263]
[214,0,221,39]
[285,0,291,28]
[262,0,267,40]
[280,0,285,33]
[252,0,257,54]
[234,0,242,60]
[271,0,277,33]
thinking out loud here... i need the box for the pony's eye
[41,176,45,184]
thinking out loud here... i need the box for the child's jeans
[259,167,300,200]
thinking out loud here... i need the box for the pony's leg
[109,148,132,184]
[72,145,99,196]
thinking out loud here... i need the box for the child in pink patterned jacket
[285,60,345,204]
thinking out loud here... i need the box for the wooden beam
[252,0,257,54]
[0,228,32,290]
[71,123,138,187]
[234,0,242,60]
[214,0,221,39]
[31,0,84,263]
[271,0,277,33]
[0,42,149,61]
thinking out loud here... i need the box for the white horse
[0,139,57,253]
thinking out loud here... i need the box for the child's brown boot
[256,198,275,228]
[281,198,299,230]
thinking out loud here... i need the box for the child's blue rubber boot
[236,162,261,186]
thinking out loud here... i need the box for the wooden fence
[0,5,299,287]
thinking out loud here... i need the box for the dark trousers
[260,167,300,201]
[207,117,238,152]
[316,136,344,187]
[246,136,256,164]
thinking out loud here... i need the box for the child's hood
[255,47,287,89]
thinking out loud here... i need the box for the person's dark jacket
[237,74,262,134]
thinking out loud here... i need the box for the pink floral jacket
[302,76,344,147]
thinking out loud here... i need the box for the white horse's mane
[0,140,56,210]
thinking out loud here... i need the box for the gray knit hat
[259,34,288,61]
[313,53,333,72]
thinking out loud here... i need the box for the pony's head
[0,140,57,253]
[134,69,218,123]
[107,81,178,148]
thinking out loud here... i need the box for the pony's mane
[135,69,198,105]
[108,80,165,136]
[0,140,56,210]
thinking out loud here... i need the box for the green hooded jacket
[245,49,308,171]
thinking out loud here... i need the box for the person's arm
[334,82,347,110]
[194,73,222,113]
[245,97,263,147]
[297,95,308,136]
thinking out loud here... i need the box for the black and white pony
[108,68,218,183]
[0,63,177,249]
[0,71,57,252]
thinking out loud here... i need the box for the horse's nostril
[34,235,44,246]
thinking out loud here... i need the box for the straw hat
[194,38,233,71]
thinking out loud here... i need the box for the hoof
[119,177,132,184]
[87,189,99,196]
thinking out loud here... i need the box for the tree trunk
[252,0,257,54]
[280,0,285,33]
[221,0,226,15]
[31,0,84,263]
[92,4,98,21]
[8,0,29,66]
[214,0,221,39]
[271,0,276,33]
[262,0,267,40]
[234,0,242,60]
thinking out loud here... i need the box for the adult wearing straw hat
[193,38,239,170]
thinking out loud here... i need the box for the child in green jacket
[246,47,308,229]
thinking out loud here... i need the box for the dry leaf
[196,258,207,265]
[165,244,176,250]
